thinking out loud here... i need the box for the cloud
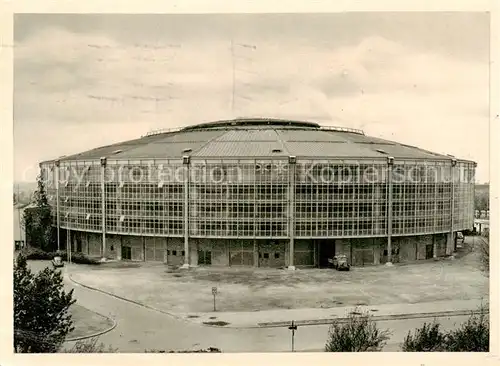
[14,28,489,182]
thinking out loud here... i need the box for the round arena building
[39,118,476,268]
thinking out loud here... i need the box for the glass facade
[41,158,475,239]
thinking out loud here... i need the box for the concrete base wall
[65,232,454,267]
[88,233,102,257]
[435,234,447,257]
[105,234,120,260]
[294,240,315,266]
[122,236,144,261]
[166,237,184,266]
[145,237,166,262]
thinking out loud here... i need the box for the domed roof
[47,118,462,162]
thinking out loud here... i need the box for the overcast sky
[13,12,490,183]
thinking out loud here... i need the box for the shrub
[401,322,446,352]
[14,254,76,353]
[444,306,489,352]
[63,337,117,353]
[20,247,55,260]
[70,252,101,265]
[19,248,100,265]
[401,305,489,352]
[325,308,391,352]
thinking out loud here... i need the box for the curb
[258,308,489,328]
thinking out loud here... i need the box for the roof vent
[183,148,192,153]
[271,148,282,153]
[112,149,123,155]
[375,149,387,154]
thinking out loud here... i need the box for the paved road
[27,261,471,352]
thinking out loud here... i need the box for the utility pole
[288,320,298,352]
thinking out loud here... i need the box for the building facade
[40,118,475,268]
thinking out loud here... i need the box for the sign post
[212,286,217,312]
[288,320,298,352]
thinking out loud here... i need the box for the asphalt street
[27,261,471,352]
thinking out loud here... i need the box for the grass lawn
[69,237,488,314]
[68,303,115,339]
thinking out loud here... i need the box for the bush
[19,248,100,265]
[63,337,117,353]
[70,252,101,265]
[445,306,489,352]
[325,308,391,352]
[20,247,59,260]
[401,305,489,352]
[14,254,76,353]
[401,322,446,352]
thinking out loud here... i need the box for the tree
[325,308,391,352]
[14,254,76,353]
[22,174,55,251]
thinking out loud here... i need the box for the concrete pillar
[66,228,71,262]
[313,240,317,267]
[100,157,107,260]
[117,236,122,260]
[373,184,382,234]
[446,232,454,255]
[181,156,190,269]
[386,157,394,266]
[288,156,297,270]
[374,241,381,265]
[449,159,457,255]
[117,164,124,232]
[253,239,259,267]
[190,239,199,267]
[55,160,61,252]
[433,170,438,258]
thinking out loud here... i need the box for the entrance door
[122,246,132,260]
[318,239,335,268]
[198,250,212,265]
[425,244,433,259]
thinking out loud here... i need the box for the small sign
[212,286,217,295]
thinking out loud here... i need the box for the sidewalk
[179,298,488,328]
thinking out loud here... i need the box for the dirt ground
[69,237,489,314]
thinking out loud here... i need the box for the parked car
[328,255,350,271]
[52,256,64,268]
